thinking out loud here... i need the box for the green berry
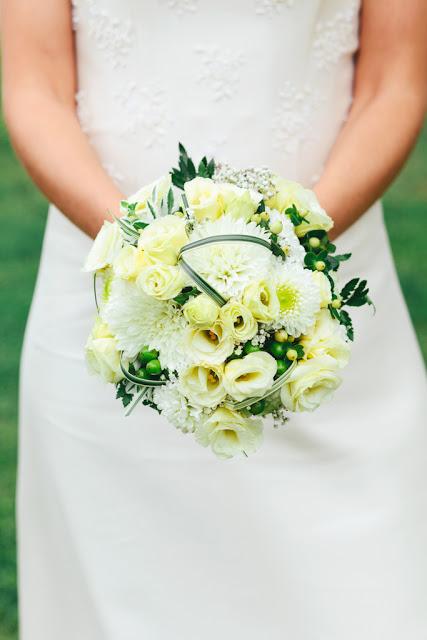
[268,341,287,359]
[269,220,283,234]
[286,348,298,361]
[331,297,342,309]
[275,359,289,377]
[250,399,266,415]
[139,348,159,364]
[243,342,261,355]
[315,260,326,272]
[146,359,162,376]
[274,329,288,343]
[309,237,321,249]
[136,368,148,380]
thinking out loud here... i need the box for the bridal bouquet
[84,145,371,459]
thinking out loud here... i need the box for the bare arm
[315,0,427,239]
[0,0,123,238]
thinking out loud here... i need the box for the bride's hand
[0,0,124,238]
[314,0,427,240]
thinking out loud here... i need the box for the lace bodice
[72,0,360,193]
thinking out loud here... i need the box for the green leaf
[133,220,149,230]
[340,277,359,301]
[285,204,309,226]
[304,251,317,270]
[339,309,354,341]
[173,287,199,306]
[171,143,214,189]
[326,252,351,272]
[167,187,174,214]
[345,279,370,307]
[116,380,134,407]
[146,200,157,219]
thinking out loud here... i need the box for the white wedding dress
[19,1,427,638]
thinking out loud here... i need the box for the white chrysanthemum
[186,215,274,299]
[103,277,188,372]
[271,265,321,337]
[268,208,305,266]
[153,382,205,434]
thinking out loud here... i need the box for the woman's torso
[72,0,360,193]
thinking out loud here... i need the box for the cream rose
[242,279,280,323]
[85,318,123,384]
[265,178,333,237]
[195,407,263,460]
[311,271,332,308]
[183,293,220,329]
[179,363,226,408]
[223,351,277,402]
[280,355,342,412]
[184,177,223,221]
[138,215,188,265]
[217,183,260,221]
[84,221,122,272]
[300,309,350,368]
[129,174,172,213]
[219,300,258,342]
[113,245,146,280]
[137,263,186,300]
[185,321,234,365]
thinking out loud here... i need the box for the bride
[2,0,427,638]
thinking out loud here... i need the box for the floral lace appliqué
[255,0,295,16]
[114,82,172,148]
[73,1,135,68]
[313,0,360,70]
[159,0,199,14]
[195,46,246,102]
[272,82,323,154]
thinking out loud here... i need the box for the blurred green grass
[0,120,426,640]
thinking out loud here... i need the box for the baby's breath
[213,163,277,200]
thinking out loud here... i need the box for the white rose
[138,215,188,265]
[129,174,172,213]
[311,271,332,308]
[242,279,280,323]
[113,245,146,280]
[195,407,263,460]
[223,351,277,401]
[184,177,223,221]
[83,221,122,272]
[300,309,350,368]
[179,363,226,408]
[265,178,333,237]
[185,320,234,365]
[219,299,258,343]
[137,263,186,300]
[294,202,334,237]
[217,183,260,221]
[85,318,123,384]
[280,355,342,412]
[183,294,220,329]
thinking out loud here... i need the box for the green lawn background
[0,121,426,639]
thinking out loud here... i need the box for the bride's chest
[72,0,360,51]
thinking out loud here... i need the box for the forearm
[5,90,124,238]
[314,88,426,239]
